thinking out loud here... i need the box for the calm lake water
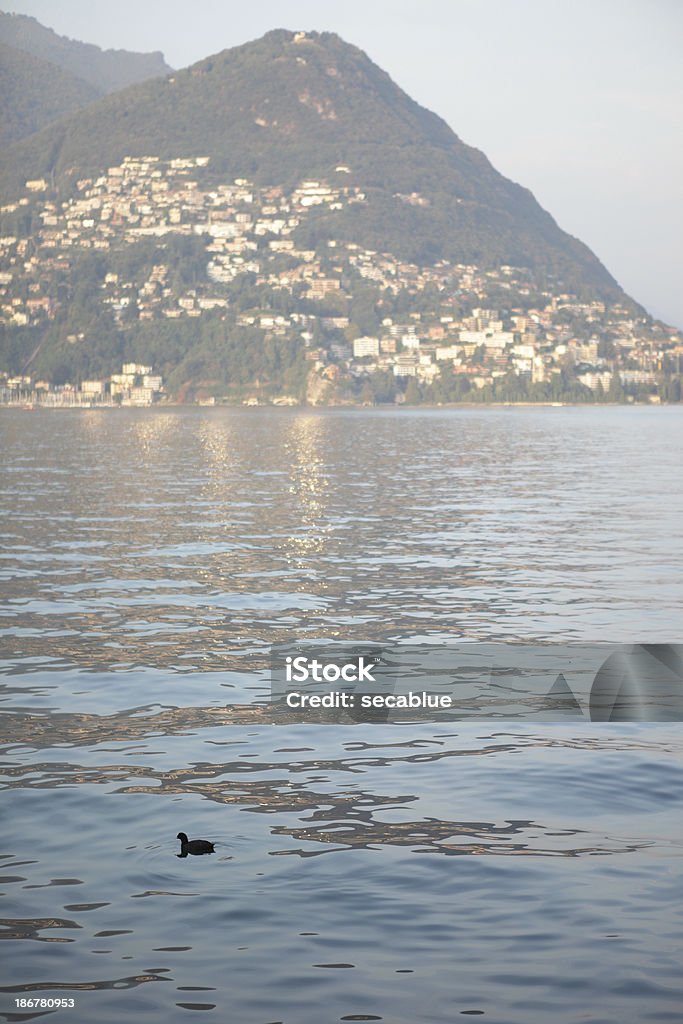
[1,406,683,1023]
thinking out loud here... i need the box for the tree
[661,378,681,403]
[404,376,421,404]
[359,380,375,405]
[607,372,626,403]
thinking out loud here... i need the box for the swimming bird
[177,831,215,856]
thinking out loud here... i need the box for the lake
[1,406,683,1023]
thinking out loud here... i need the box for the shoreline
[0,399,676,411]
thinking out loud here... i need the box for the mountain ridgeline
[0,40,100,145]
[0,11,171,93]
[0,29,622,296]
[0,10,172,143]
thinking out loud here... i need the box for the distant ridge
[0,10,172,94]
[0,41,100,144]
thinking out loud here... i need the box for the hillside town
[1,154,682,405]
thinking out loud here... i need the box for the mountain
[3,29,677,406]
[0,41,100,145]
[0,11,171,94]
[0,29,622,297]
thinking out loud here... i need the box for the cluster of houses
[0,154,681,402]
[335,307,667,391]
[0,363,163,407]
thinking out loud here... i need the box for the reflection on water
[1,407,683,1024]
[284,414,332,562]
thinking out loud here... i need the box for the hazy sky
[5,0,683,326]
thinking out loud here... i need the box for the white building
[619,370,656,386]
[353,336,380,359]
[577,371,612,391]
[393,355,418,377]
[122,362,152,376]
[80,380,105,396]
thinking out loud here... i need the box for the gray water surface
[1,406,683,1023]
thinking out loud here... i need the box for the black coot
[177,831,215,856]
